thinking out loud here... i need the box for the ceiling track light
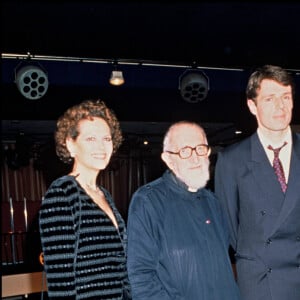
[179,69,209,103]
[109,62,125,86]
[15,63,49,100]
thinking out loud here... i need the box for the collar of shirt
[257,127,292,182]
[168,170,202,193]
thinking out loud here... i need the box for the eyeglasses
[165,144,210,159]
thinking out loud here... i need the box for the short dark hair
[246,65,295,101]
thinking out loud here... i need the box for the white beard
[179,158,210,191]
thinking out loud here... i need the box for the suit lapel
[248,133,284,198]
[270,133,300,235]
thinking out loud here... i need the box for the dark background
[1,2,300,286]
[2,1,300,147]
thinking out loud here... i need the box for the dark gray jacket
[127,170,240,300]
[215,132,300,300]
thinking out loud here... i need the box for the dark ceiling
[2,1,300,69]
[1,1,300,147]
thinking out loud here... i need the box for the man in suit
[214,65,300,300]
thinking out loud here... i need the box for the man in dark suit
[215,65,300,300]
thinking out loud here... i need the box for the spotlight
[109,70,125,86]
[109,61,125,87]
[15,65,49,100]
[179,69,209,103]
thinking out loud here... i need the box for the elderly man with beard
[126,121,240,300]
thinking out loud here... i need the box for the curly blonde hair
[55,99,123,163]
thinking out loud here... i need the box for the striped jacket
[39,175,131,299]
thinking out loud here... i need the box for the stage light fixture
[109,62,125,86]
[179,69,209,103]
[109,70,125,86]
[15,65,49,100]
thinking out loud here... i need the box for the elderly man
[127,121,240,300]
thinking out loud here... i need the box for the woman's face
[67,117,113,172]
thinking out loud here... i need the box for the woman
[39,99,131,299]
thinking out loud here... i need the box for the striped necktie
[267,142,287,193]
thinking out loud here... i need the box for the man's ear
[207,147,211,157]
[247,99,257,116]
[161,152,173,170]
